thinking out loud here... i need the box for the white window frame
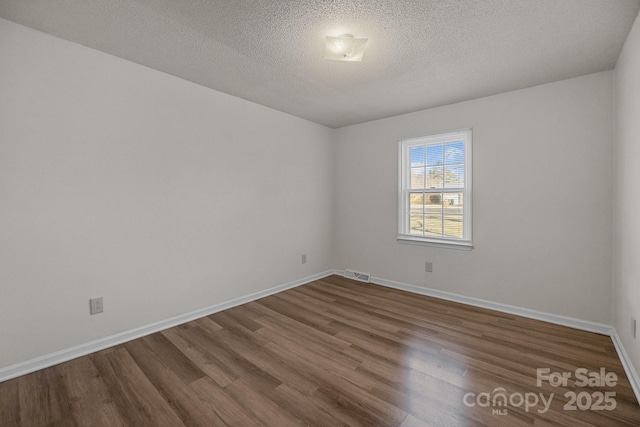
[398,129,473,249]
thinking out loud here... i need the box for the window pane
[409,193,425,235]
[425,203,441,216]
[410,167,425,189]
[444,214,463,238]
[425,214,442,236]
[425,193,442,208]
[410,146,425,167]
[443,192,464,207]
[410,214,424,235]
[445,141,464,164]
[426,144,443,166]
[444,165,464,188]
[443,192,464,238]
[409,193,425,212]
[426,166,444,188]
[424,193,443,236]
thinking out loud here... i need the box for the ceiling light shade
[325,34,368,62]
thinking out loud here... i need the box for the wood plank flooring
[1,275,639,426]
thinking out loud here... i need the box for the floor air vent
[344,270,371,283]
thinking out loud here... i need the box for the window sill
[397,236,473,250]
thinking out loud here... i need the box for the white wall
[0,18,334,369]
[614,11,640,377]
[333,72,614,325]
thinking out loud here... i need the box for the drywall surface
[333,71,614,325]
[614,11,640,379]
[0,18,333,369]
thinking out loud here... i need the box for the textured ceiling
[1,0,639,128]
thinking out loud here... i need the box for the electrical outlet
[425,261,433,272]
[302,254,307,264]
[90,297,103,315]
[632,317,636,339]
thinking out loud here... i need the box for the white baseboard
[334,271,640,405]
[610,328,640,402]
[0,270,334,383]
[365,274,612,334]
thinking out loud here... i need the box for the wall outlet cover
[90,297,103,315]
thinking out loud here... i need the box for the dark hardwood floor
[1,275,639,426]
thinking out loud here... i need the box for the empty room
[1,0,640,425]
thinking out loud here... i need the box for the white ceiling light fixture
[325,34,368,62]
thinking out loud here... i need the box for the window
[398,129,472,248]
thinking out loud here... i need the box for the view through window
[398,129,472,248]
